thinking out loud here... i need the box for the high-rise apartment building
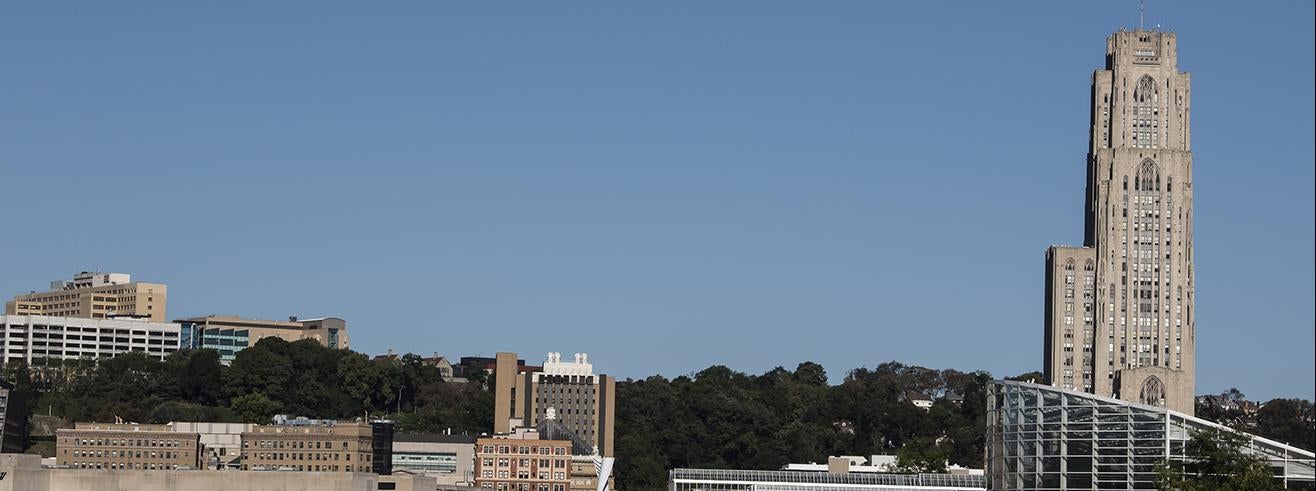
[5,272,167,322]
[176,315,348,364]
[0,315,182,366]
[1043,29,1196,414]
[493,352,615,457]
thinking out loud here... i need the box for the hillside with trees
[3,339,1310,490]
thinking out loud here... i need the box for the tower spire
[1139,0,1145,30]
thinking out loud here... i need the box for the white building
[0,315,182,365]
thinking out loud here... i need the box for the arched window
[1084,260,1095,272]
[1065,259,1075,271]
[1138,376,1166,406]
[1138,160,1159,192]
[1132,75,1160,148]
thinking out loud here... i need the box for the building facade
[176,315,348,364]
[55,423,203,470]
[1043,29,1196,414]
[474,435,573,491]
[494,352,615,457]
[240,417,374,472]
[0,315,182,366]
[5,272,167,322]
[391,433,477,486]
[170,421,253,469]
[986,380,1314,490]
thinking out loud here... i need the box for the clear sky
[2,1,1312,400]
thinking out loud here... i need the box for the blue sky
[2,1,1312,400]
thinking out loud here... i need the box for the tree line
[3,338,1310,490]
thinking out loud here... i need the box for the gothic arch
[1139,376,1166,407]
[1084,259,1095,272]
[1065,259,1076,271]
[1137,159,1160,191]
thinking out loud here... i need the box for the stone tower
[1043,30,1195,415]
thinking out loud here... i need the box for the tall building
[0,315,182,366]
[493,352,615,457]
[176,315,348,364]
[1043,29,1196,414]
[5,271,167,322]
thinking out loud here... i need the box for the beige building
[474,434,572,491]
[1,454,435,491]
[1044,29,1196,414]
[6,272,167,322]
[55,423,203,470]
[494,352,615,457]
[176,315,348,364]
[240,419,373,473]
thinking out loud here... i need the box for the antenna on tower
[1139,0,1145,30]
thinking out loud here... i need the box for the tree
[1158,428,1282,491]
[1254,399,1315,451]
[231,392,282,423]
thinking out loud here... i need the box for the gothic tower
[1044,30,1195,415]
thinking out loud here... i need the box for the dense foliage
[4,337,492,436]
[1196,389,1316,452]
[1158,428,1283,491]
[612,362,994,489]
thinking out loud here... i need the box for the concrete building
[170,422,253,469]
[0,315,182,366]
[1042,29,1197,414]
[240,417,374,473]
[1,454,436,491]
[390,433,476,486]
[176,315,348,364]
[475,433,573,491]
[986,379,1314,490]
[0,378,27,453]
[55,423,203,470]
[5,272,167,322]
[494,352,615,457]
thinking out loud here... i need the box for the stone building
[239,418,374,473]
[55,423,203,470]
[1043,29,1196,414]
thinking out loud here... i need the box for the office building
[494,352,615,457]
[239,416,374,472]
[55,423,203,470]
[986,379,1314,490]
[0,377,27,453]
[5,271,167,322]
[1042,28,1197,414]
[391,433,477,486]
[0,315,182,366]
[474,433,573,491]
[176,315,348,364]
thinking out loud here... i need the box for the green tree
[231,392,282,423]
[1158,428,1282,491]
